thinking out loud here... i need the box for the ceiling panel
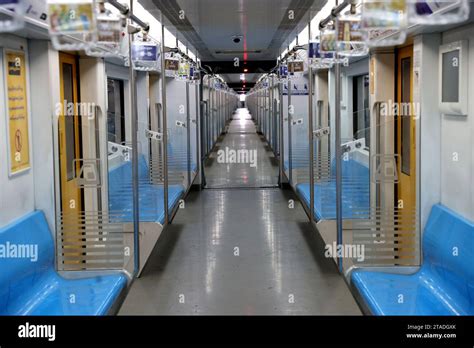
[140,0,327,62]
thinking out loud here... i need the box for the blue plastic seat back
[0,211,54,312]
[422,205,474,311]
[330,157,370,179]
[108,154,185,224]
[312,159,370,219]
[108,155,151,212]
[109,155,150,189]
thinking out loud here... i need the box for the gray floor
[119,110,361,315]
[204,109,279,188]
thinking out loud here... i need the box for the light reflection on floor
[204,108,279,188]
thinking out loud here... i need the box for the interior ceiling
[224,73,258,83]
[140,0,326,61]
[139,0,327,90]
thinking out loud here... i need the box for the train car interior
[0,0,473,324]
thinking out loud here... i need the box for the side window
[352,74,370,149]
[107,78,125,143]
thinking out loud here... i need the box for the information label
[5,51,30,175]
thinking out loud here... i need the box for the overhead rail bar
[280,45,306,64]
[166,46,195,64]
[319,0,352,30]
[107,0,150,32]
[107,1,201,68]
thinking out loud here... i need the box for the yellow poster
[5,51,30,175]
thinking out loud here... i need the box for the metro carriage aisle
[119,110,361,315]
[0,0,474,345]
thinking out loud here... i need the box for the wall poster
[5,50,30,176]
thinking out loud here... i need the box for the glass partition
[189,83,199,179]
[342,102,420,271]
[166,78,189,193]
[289,77,310,188]
[55,59,135,273]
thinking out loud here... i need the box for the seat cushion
[351,204,474,316]
[351,267,469,315]
[296,180,370,220]
[0,211,127,315]
[295,159,369,220]
[7,270,127,315]
[110,183,184,225]
[0,211,54,312]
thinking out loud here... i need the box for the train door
[58,53,82,218]
[396,46,416,218]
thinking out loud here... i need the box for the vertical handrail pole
[207,79,211,154]
[195,82,200,180]
[279,74,284,186]
[160,20,169,225]
[128,0,140,276]
[335,52,343,273]
[185,53,191,188]
[265,80,268,137]
[308,21,315,225]
[258,89,260,131]
[288,79,293,185]
[270,76,273,148]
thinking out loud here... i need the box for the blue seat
[0,211,127,315]
[296,159,370,220]
[108,155,184,225]
[351,204,474,315]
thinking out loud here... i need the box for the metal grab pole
[160,21,169,225]
[309,69,314,223]
[127,0,140,276]
[255,90,260,132]
[186,78,191,188]
[195,83,200,179]
[186,49,191,188]
[288,80,293,185]
[308,21,314,224]
[335,52,343,273]
[269,77,273,148]
[279,77,284,187]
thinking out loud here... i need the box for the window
[352,74,370,149]
[107,79,125,144]
[401,57,411,175]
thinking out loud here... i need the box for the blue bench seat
[295,159,370,220]
[108,155,184,225]
[0,211,127,315]
[351,204,474,315]
[167,144,198,173]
